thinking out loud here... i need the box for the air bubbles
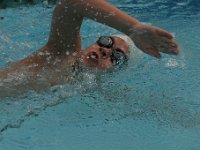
[46,56,52,63]
[65,51,70,56]
[38,52,45,56]
[164,58,186,68]
[27,63,39,69]
[72,52,77,56]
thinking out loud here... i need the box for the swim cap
[113,34,143,58]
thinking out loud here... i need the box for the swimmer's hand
[129,23,179,58]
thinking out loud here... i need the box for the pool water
[0,0,200,149]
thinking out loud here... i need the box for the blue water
[0,0,200,149]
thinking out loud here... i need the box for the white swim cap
[113,34,143,58]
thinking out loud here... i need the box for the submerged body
[0,0,179,97]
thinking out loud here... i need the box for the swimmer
[0,0,179,97]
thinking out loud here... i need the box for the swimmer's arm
[47,0,139,55]
[56,0,179,57]
[61,0,140,37]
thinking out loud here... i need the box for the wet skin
[78,36,130,70]
[130,24,179,58]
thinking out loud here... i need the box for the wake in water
[0,69,99,133]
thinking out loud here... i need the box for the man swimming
[0,0,179,97]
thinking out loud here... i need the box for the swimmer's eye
[110,49,128,67]
[96,36,128,67]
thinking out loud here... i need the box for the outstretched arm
[0,0,180,97]
[2,0,179,71]
[48,0,179,58]
[47,0,140,54]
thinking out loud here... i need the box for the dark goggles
[97,36,128,67]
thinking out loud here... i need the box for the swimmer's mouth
[86,52,99,60]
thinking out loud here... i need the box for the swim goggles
[97,36,128,66]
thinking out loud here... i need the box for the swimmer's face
[79,36,130,70]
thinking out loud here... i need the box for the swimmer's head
[79,35,131,70]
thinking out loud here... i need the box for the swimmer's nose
[99,48,112,59]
